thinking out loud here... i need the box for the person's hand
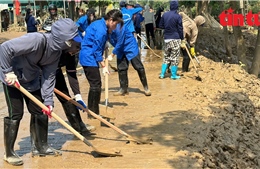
[102,66,110,75]
[180,40,187,49]
[42,105,53,118]
[5,72,18,85]
[107,54,114,61]
[190,47,196,57]
[82,31,86,37]
[75,94,87,111]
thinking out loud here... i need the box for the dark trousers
[3,84,43,121]
[82,66,102,89]
[117,53,144,72]
[145,23,155,40]
[54,68,71,104]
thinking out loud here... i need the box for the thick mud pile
[183,57,260,168]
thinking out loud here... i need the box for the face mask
[65,40,72,47]
[90,15,94,21]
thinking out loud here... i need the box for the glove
[5,72,18,85]
[75,94,87,111]
[82,31,86,37]
[190,47,196,57]
[102,66,110,75]
[180,40,186,49]
[42,105,53,118]
[107,54,114,61]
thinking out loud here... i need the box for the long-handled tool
[137,34,161,58]
[193,55,201,67]
[14,82,122,157]
[105,50,109,108]
[99,49,115,120]
[184,45,202,81]
[186,44,201,67]
[54,88,152,144]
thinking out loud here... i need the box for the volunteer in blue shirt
[76,8,96,38]
[119,1,143,33]
[133,4,144,47]
[79,9,123,117]
[108,24,151,96]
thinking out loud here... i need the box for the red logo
[219,8,260,26]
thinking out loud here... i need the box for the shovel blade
[91,150,122,157]
[99,104,115,120]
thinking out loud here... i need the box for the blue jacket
[26,15,38,32]
[121,7,143,33]
[109,24,139,61]
[159,0,183,40]
[79,18,107,67]
[76,15,89,38]
[134,13,144,29]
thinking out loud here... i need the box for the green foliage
[87,0,113,8]
[248,0,260,13]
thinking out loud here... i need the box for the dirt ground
[0,28,260,169]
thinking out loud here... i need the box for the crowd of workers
[0,0,205,166]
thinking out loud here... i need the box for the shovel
[99,49,115,120]
[13,82,122,157]
[54,88,152,145]
[185,45,202,81]
[137,34,161,58]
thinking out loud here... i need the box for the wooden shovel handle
[54,88,129,137]
[13,83,93,147]
[137,34,161,58]
[185,45,198,72]
[105,50,109,102]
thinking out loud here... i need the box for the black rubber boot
[62,102,89,132]
[30,114,62,157]
[182,49,191,72]
[137,69,151,96]
[182,58,190,72]
[88,87,101,118]
[3,117,23,166]
[114,71,129,96]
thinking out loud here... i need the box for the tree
[249,27,260,76]
[230,1,248,71]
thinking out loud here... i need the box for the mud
[0,28,259,169]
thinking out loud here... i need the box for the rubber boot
[88,87,101,118]
[182,58,190,72]
[62,101,95,133]
[3,117,23,166]
[114,71,129,96]
[137,69,151,96]
[30,114,62,157]
[171,66,180,80]
[182,49,191,72]
[159,63,168,79]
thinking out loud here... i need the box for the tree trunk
[13,1,17,25]
[224,26,232,61]
[68,1,76,20]
[249,27,260,76]
[230,1,248,70]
